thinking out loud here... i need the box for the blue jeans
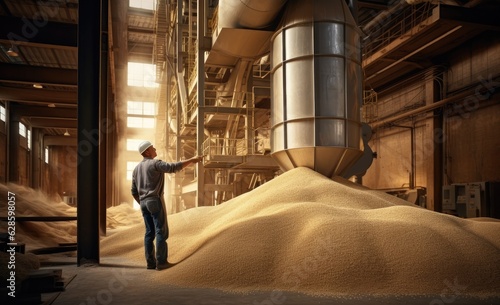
[140,197,169,267]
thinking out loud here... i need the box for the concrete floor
[35,255,499,305]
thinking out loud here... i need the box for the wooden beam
[0,63,77,87]
[0,16,77,49]
[0,86,76,105]
[28,118,77,129]
[13,104,77,118]
[44,135,77,146]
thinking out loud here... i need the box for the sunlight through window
[128,62,158,88]
[127,161,139,180]
[129,0,156,10]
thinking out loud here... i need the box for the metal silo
[270,0,364,178]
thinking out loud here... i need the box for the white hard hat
[138,140,153,154]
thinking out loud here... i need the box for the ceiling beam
[0,16,77,49]
[12,104,77,118]
[0,86,76,105]
[0,63,77,87]
[29,118,77,129]
[43,135,77,146]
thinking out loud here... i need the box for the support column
[99,0,109,236]
[31,128,42,188]
[196,0,206,207]
[425,67,443,212]
[7,104,20,183]
[77,0,101,265]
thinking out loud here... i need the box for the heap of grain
[0,183,141,250]
[0,183,141,286]
[101,167,500,296]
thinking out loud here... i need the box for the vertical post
[99,0,109,236]
[175,0,183,211]
[77,0,101,265]
[410,123,415,189]
[196,0,206,207]
[430,68,443,212]
[31,128,41,188]
[7,104,19,183]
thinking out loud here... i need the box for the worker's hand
[191,155,205,163]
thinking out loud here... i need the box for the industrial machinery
[160,0,373,208]
[270,0,366,178]
[442,182,500,218]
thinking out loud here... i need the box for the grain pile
[0,183,141,250]
[100,167,500,296]
[0,183,143,288]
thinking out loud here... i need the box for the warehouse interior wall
[362,32,500,211]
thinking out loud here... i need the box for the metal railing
[202,137,247,157]
[363,3,436,60]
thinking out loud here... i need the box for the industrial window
[127,101,156,115]
[27,130,31,150]
[0,105,5,122]
[127,62,158,88]
[127,117,155,128]
[126,139,146,151]
[129,0,155,10]
[44,147,49,164]
[127,101,156,128]
[19,122,26,137]
[126,161,139,181]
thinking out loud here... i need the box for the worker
[131,140,204,270]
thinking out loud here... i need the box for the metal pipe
[217,0,288,30]
[347,0,359,23]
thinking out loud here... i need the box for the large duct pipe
[270,0,364,178]
[218,0,288,31]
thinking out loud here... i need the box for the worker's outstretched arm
[181,155,205,169]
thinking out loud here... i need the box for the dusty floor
[32,254,500,305]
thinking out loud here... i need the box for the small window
[128,62,158,88]
[127,117,155,128]
[27,129,31,150]
[19,122,27,138]
[129,0,156,10]
[127,101,156,115]
[45,147,49,164]
[127,161,139,180]
[127,139,146,151]
[0,105,5,122]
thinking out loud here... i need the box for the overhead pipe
[217,0,288,31]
